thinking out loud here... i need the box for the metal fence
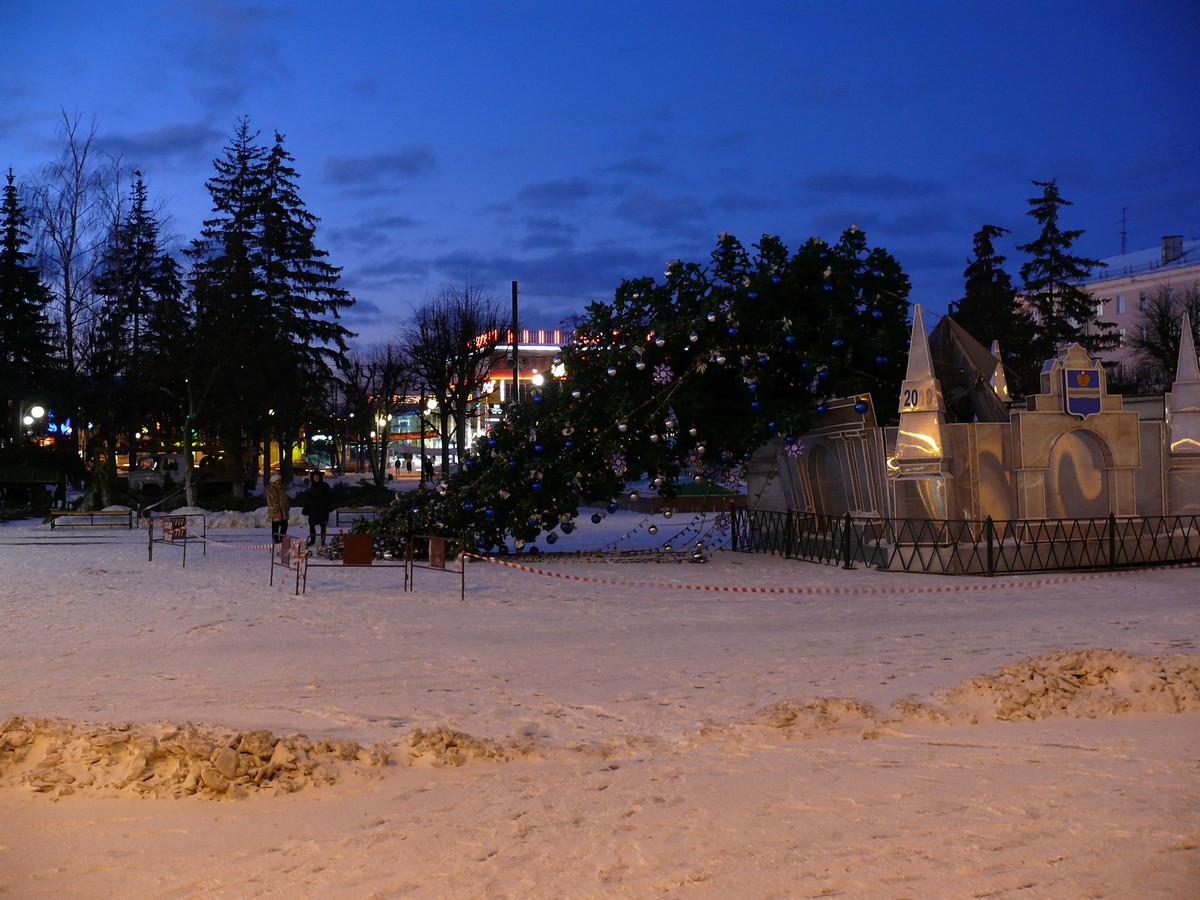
[730,508,1200,576]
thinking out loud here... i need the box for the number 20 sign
[900,384,937,411]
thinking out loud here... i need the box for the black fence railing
[730,509,1200,576]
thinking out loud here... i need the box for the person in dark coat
[304,470,333,546]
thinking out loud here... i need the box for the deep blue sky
[6,1,1198,337]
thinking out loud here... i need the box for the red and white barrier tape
[463,553,1198,596]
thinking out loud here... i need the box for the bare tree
[25,111,127,376]
[1128,284,1200,392]
[404,283,504,477]
[340,341,414,488]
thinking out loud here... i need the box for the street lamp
[16,404,46,442]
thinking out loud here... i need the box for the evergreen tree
[948,224,1037,397]
[187,119,269,491]
[90,172,183,466]
[187,120,354,491]
[0,168,57,442]
[371,228,912,553]
[1018,179,1113,361]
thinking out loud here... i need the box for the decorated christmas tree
[369,229,911,553]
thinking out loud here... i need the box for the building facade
[1084,235,1200,382]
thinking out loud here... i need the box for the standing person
[304,470,333,546]
[265,473,290,544]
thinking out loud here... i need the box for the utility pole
[511,280,520,405]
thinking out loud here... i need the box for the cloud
[797,171,946,201]
[512,177,598,208]
[168,3,294,111]
[602,157,668,179]
[97,122,225,168]
[710,189,783,216]
[325,146,438,188]
[329,213,421,249]
[520,215,580,251]
[616,189,711,239]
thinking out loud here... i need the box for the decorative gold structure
[755,311,1200,522]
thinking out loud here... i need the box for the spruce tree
[0,168,57,441]
[91,172,183,465]
[373,229,912,552]
[187,120,354,490]
[948,224,1037,397]
[1018,179,1113,362]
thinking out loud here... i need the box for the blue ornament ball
[533,443,544,454]
[606,502,619,514]
[728,326,739,336]
[817,402,829,414]
[747,290,758,299]
[591,513,603,524]
[823,283,833,292]
[831,337,844,348]
[871,308,883,319]
[486,507,496,517]
[463,501,474,512]
[561,523,574,534]
[771,274,781,283]
[546,533,558,544]
[750,400,760,410]
[875,354,888,365]
[747,382,757,392]
[854,399,870,414]
[785,334,796,343]
[531,481,543,491]
[785,434,797,445]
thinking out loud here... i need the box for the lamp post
[16,404,46,443]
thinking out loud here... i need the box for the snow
[1,510,1197,896]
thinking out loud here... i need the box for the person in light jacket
[265,473,290,544]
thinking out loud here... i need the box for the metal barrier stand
[405,534,465,600]
[269,536,308,595]
[147,512,207,567]
[289,532,408,595]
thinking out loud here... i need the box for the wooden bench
[334,507,380,526]
[50,509,135,529]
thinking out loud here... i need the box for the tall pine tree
[187,120,353,492]
[0,168,57,444]
[1018,180,1113,362]
[948,224,1037,397]
[91,172,183,470]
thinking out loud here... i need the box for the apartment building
[1084,235,1200,381]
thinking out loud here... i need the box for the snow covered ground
[1,508,1197,897]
